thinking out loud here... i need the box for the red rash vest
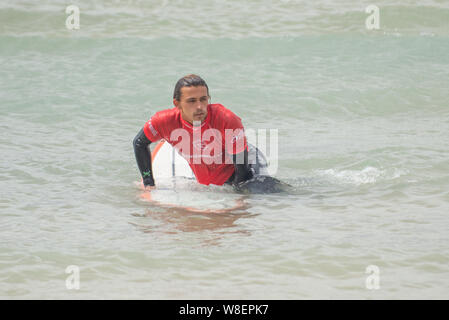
[143,103,248,186]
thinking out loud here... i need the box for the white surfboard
[151,140,195,180]
[140,140,246,213]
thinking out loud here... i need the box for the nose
[196,103,204,112]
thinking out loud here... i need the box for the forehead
[180,86,208,99]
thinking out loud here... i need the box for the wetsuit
[133,103,253,187]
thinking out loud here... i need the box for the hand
[144,184,156,191]
[143,176,155,190]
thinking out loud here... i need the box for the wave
[1,0,449,38]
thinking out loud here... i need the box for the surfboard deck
[151,140,195,180]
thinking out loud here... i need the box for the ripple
[314,166,408,186]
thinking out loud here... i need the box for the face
[174,86,209,125]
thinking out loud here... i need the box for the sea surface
[1,0,448,299]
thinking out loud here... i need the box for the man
[133,74,254,189]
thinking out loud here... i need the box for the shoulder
[209,103,242,126]
[149,107,180,126]
[144,107,180,140]
[209,103,234,116]
[151,107,179,121]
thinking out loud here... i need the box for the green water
[1,0,448,299]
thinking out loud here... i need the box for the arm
[133,128,155,187]
[231,148,253,185]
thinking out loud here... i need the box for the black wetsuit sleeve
[231,148,253,185]
[133,128,155,187]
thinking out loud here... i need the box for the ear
[173,99,180,109]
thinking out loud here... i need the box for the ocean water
[1,0,448,299]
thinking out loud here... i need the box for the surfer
[133,74,287,193]
[133,74,255,190]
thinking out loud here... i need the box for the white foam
[315,166,407,186]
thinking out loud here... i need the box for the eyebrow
[186,96,208,100]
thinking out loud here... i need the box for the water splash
[314,166,407,186]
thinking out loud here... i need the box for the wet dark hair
[173,74,210,101]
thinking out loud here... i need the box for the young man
[133,74,253,189]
